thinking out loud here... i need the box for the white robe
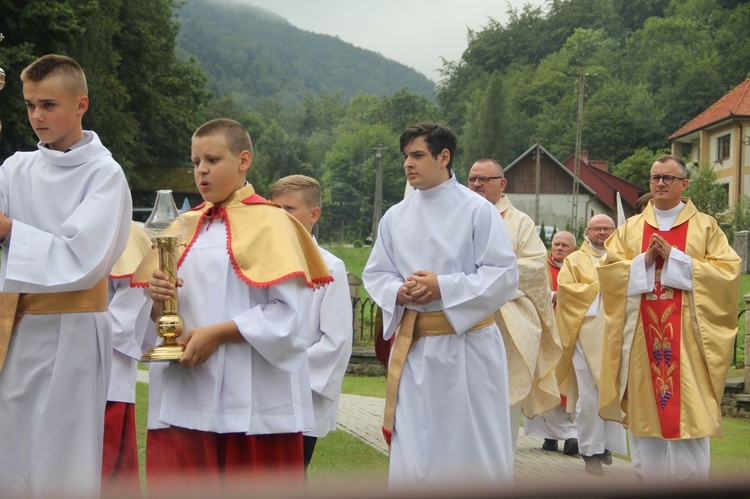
[0,132,132,497]
[362,176,519,488]
[107,276,151,403]
[306,242,353,438]
[147,217,314,435]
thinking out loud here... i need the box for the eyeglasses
[586,226,615,233]
[467,176,503,185]
[649,175,685,185]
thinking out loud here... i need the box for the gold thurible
[141,236,186,361]
[140,189,188,362]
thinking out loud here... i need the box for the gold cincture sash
[382,310,494,447]
[0,279,108,372]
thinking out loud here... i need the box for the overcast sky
[231,0,547,82]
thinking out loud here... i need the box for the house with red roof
[503,144,646,230]
[669,78,750,207]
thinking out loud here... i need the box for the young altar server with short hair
[136,118,331,492]
[0,54,132,497]
[269,174,353,474]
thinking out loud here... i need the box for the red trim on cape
[241,193,270,205]
[109,272,135,280]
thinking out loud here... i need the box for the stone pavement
[337,393,637,488]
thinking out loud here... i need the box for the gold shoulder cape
[597,199,740,437]
[110,221,153,279]
[132,184,333,288]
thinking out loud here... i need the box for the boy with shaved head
[0,54,132,496]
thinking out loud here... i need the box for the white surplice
[306,242,353,438]
[362,176,519,488]
[0,132,132,497]
[107,276,151,403]
[146,218,314,435]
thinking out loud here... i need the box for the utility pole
[371,146,386,244]
[535,137,541,224]
[571,73,586,234]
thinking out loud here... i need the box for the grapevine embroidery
[646,304,676,409]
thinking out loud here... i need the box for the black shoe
[582,454,605,476]
[563,438,579,456]
[542,439,559,451]
[596,449,613,465]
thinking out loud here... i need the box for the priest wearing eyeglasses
[597,154,740,483]
[468,159,562,455]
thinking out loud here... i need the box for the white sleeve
[660,248,694,291]
[2,169,131,292]
[628,253,655,295]
[232,278,311,373]
[307,259,353,401]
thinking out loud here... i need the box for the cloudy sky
[232,0,547,82]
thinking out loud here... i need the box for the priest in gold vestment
[468,159,562,454]
[598,155,740,483]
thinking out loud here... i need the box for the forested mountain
[2,0,750,242]
[174,0,435,108]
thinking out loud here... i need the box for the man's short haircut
[268,175,321,208]
[473,158,504,176]
[193,118,253,156]
[21,54,88,97]
[400,122,457,171]
[654,154,688,178]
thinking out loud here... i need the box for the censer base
[140,344,185,362]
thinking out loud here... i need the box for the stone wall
[722,376,750,419]
[346,347,386,377]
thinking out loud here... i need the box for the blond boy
[269,175,353,473]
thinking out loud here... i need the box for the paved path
[337,393,637,488]
[137,371,636,488]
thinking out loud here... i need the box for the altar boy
[137,118,331,490]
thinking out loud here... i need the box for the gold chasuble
[597,199,740,439]
[494,196,562,417]
[554,241,605,413]
[132,184,332,289]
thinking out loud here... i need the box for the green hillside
[175,0,436,108]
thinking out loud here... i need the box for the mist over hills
[174,0,436,108]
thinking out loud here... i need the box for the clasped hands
[396,270,441,305]
[644,234,672,267]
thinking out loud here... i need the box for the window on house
[717,134,731,160]
[722,183,730,204]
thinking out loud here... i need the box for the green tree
[0,0,213,175]
[320,124,399,242]
[462,72,512,165]
[612,147,670,189]
[684,163,729,218]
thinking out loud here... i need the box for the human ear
[310,206,321,226]
[239,150,253,173]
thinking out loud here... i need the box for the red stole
[640,221,689,438]
[548,256,560,292]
